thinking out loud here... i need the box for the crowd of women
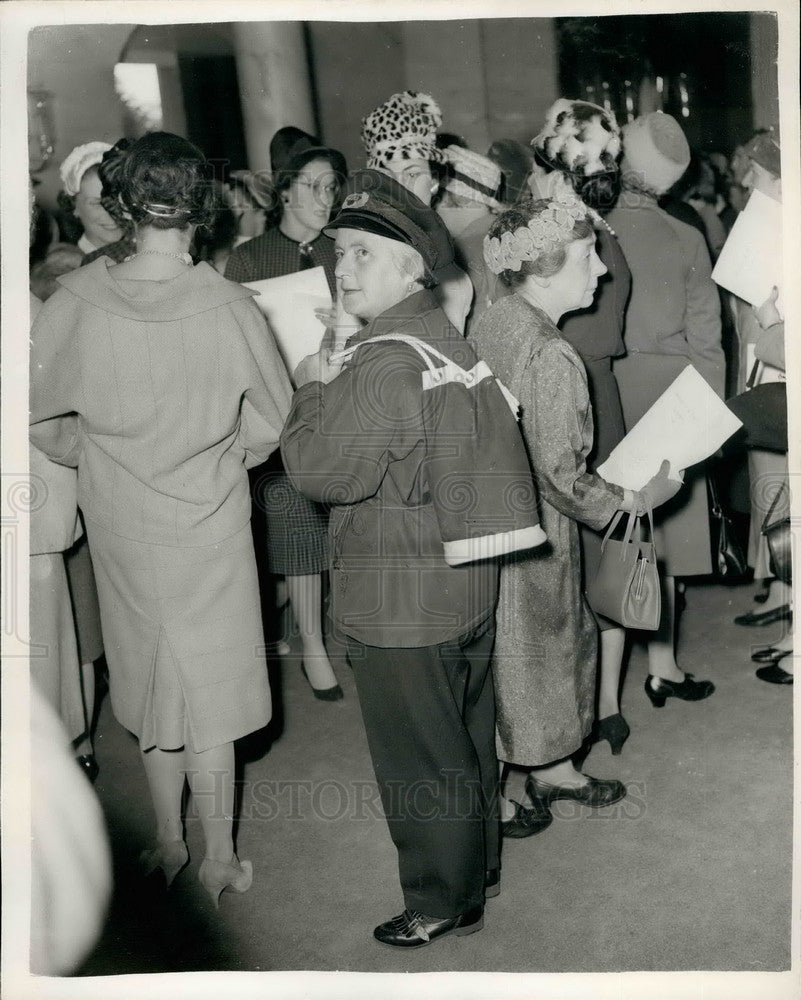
[28,87,789,964]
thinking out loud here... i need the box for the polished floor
[77,574,794,992]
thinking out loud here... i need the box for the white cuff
[443,524,547,566]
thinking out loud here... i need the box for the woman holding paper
[470,194,680,833]
[30,132,293,906]
[607,112,723,708]
[724,128,791,681]
[226,127,348,699]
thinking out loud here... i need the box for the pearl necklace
[123,249,193,265]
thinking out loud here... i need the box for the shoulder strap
[330,332,521,418]
[330,333,453,372]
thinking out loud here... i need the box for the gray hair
[391,241,436,289]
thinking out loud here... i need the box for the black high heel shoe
[645,673,714,707]
[300,664,343,701]
[592,714,630,755]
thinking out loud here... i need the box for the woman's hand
[636,459,682,512]
[753,286,782,329]
[293,347,345,387]
[314,295,362,350]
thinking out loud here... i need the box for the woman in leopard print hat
[361,90,449,206]
[360,91,473,331]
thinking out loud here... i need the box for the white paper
[711,187,783,315]
[243,267,332,380]
[598,366,742,491]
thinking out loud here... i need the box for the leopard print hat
[361,91,446,169]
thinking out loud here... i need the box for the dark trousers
[348,618,499,917]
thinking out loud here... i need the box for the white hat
[59,141,112,196]
[443,146,504,208]
[620,113,690,195]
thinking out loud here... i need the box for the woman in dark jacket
[282,169,544,948]
[226,127,347,699]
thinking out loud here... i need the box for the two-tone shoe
[374,905,484,947]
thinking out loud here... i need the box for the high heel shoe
[140,840,189,888]
[198,856,253,908]
[527,773,626,808]
[592,714,630,755]
[301,664,343,701]
[644,673,714,707]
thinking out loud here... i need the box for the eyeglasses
[295,177,340,197]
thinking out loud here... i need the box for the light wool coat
[30,259,293,751]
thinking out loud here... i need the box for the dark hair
[266,150,346,228]
[572,169,620,213]
[435,132,468,150]
[533,150,620,215]
[98,137,136,229]
[489,197,594,288]
[119,131,216,231]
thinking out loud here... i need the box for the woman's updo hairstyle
[119,132,216,231]
[97,137,136,228]
[487,197,594,289]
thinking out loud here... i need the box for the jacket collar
[346,289,443,348]
[57,257,256,321]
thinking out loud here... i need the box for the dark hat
[269,126,347,180]
[323,168,453,272]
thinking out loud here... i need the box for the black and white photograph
[1,1,798,998]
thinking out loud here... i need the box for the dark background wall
[28,12,780,205]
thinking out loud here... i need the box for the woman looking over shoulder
[30,132,293,907]
[470,195,680,833]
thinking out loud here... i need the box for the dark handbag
[762,483,792,585]
[587,508,661,630]
[708,475,748,578]
[725,380,787,453]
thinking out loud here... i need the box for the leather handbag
[587,508,661,630]
[762,483,792,585]
[708,474,748,578]
[725,359,788,453]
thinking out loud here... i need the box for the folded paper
[243,266,332,381]
[598,365,742,491]
[711,187,783,315]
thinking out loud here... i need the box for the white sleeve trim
[443,524,547,566]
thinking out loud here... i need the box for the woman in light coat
[30,132,293,907]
